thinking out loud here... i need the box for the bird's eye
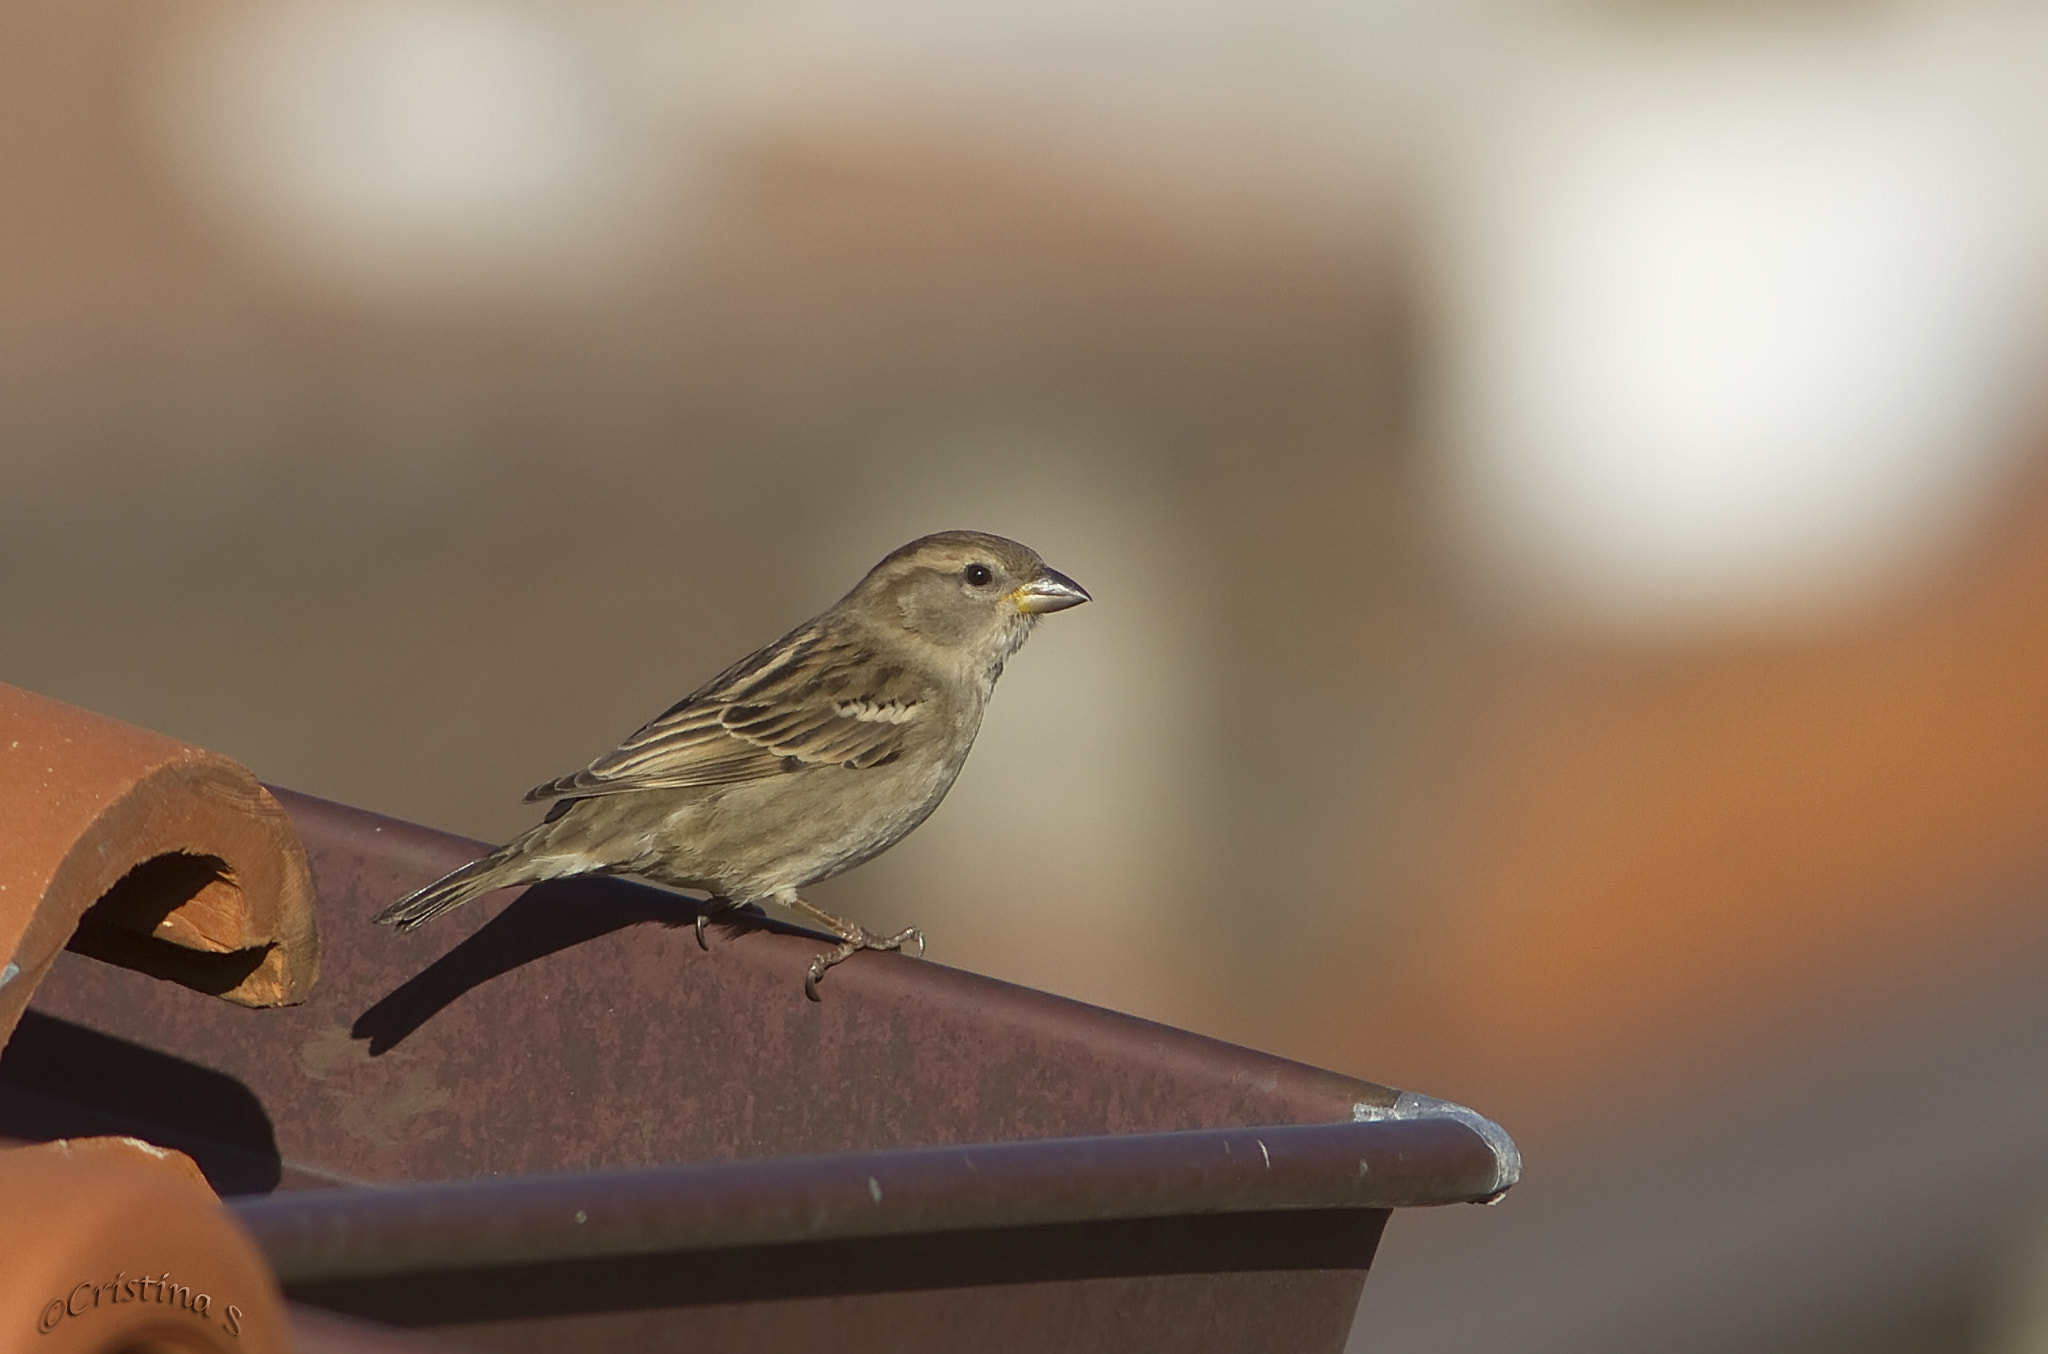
[963,563,994,587]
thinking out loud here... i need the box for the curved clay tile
[0,683,317,1047]
[0,1135,293,1353]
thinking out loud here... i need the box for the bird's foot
[694,899,726,951]
[788,896,924,1000]
[803,926,923,1001]
[694,898,764,950]
[802,941,853,1001]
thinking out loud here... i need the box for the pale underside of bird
[374,531,1090,998]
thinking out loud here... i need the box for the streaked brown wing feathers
[524,628,929,802]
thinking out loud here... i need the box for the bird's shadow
[350,879,793,1056]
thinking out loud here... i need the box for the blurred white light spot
[1436,33,2040,629]
[149,0,679,312]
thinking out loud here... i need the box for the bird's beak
[1013,568,1091,614]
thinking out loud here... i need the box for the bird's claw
[803,940,856,1001]
[696,899,758,951]
[802,924,925,1000]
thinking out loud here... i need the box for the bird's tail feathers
[374,850,529,931]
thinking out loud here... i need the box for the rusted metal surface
[3,788,1515,1352]
[290,1305,487,1353]
[282,1210,1388,1352]
[239,1117,1493,1282]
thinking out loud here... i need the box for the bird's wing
[524,627,933,802]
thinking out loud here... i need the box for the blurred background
[7,0,2048,1349]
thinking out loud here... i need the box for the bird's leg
[786,896,924,1001]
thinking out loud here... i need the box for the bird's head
[848,530,1090,671]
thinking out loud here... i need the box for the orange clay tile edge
[0,682,317,1047]
[0,1136,293,1354]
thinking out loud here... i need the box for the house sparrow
[374,531,1089,998]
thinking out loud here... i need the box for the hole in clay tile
[67,854,275,996]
